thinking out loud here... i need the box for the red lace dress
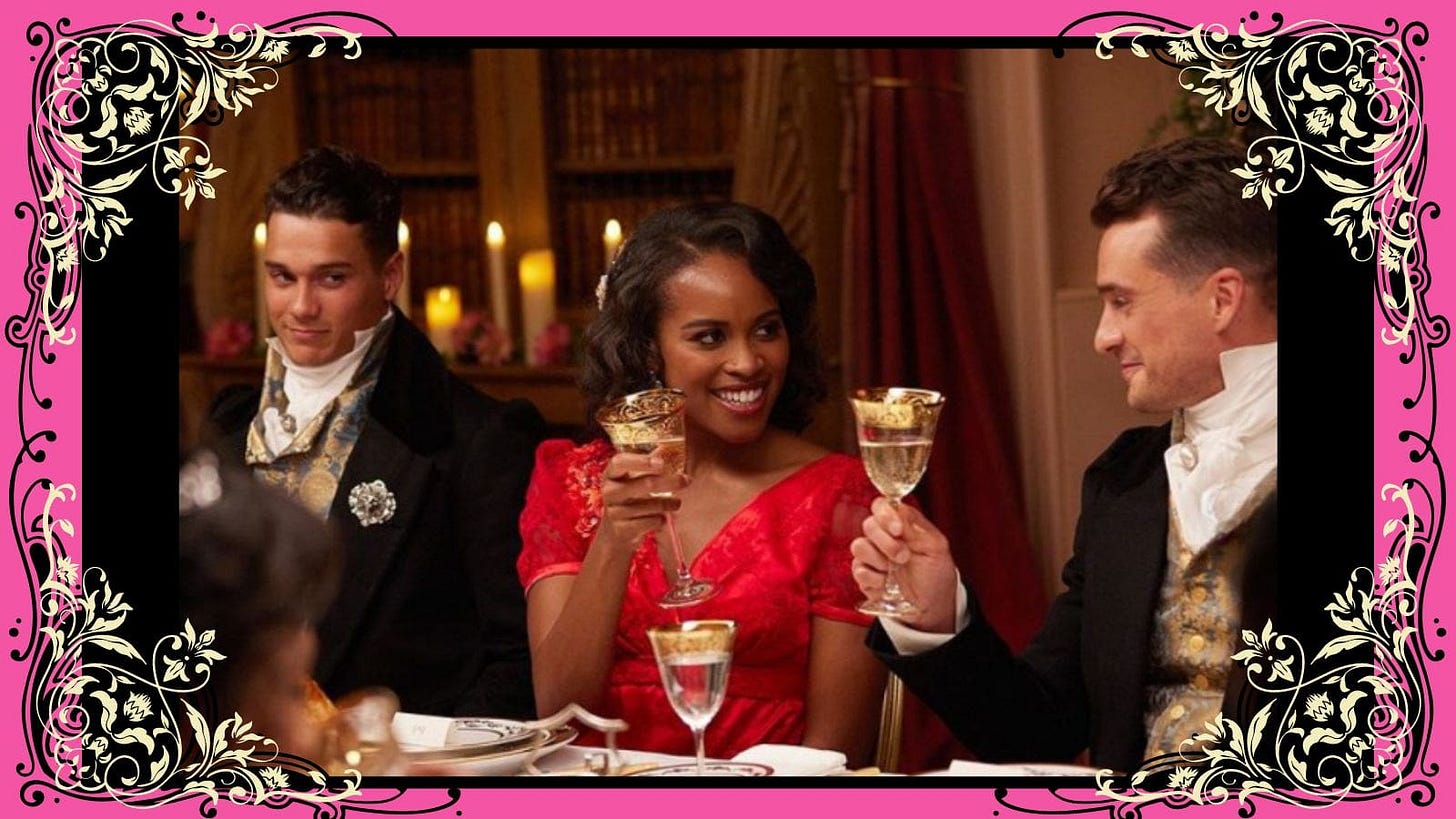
[517,438,877,758]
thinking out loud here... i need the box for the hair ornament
[595,272,610,310]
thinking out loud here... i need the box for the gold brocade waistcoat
[1142,470,1276,761]
[245,325,392,518]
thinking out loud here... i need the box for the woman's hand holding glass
[596,388,717,607]
[594,451,689,561]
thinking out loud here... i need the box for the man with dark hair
[851,137,1279,772]
[207,146,543,718]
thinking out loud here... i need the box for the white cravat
[1165,341,1278,551]
[261,311,391,455]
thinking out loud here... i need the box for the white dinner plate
[627,761,774,777]
[403,726,577,776]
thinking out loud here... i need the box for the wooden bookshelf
[541,48,744,308]
[297,46,488,315]
[552,154,737,175]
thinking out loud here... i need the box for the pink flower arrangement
[203,318,255,358]
[450,310,513,366]
[531,322,573,367]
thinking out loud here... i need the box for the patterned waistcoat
[245,324,392,518]
[1142,426,1277,760]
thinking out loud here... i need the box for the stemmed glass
[646,620,735,775]
[849,387,946,617]
[596,388,717,608]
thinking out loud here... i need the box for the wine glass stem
[664,512,693,585]
[882,497,909,602]
[884,567,907,601]
[692,725,707,775]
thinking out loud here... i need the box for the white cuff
[880,573,969,655]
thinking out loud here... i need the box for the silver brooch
[348,480,396,527]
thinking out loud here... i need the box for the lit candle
[395,220,411,317]
[424,285,461,354]
[603,218,623,272]
[253,222,270,347]
[518,249,556,366]
[486,221,511,338]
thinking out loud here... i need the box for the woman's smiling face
[656,252,789,447]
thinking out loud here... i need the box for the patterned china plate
[628,761,774,777]
[403,726,577,775]
[447,717,535,748]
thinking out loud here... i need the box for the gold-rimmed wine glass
[646,620,735,775]
[849,387,946,618]
[596,388,717,608]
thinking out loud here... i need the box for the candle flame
[487,221,505,247]
[253,222,267,246]
[604,219,622,242]
[397,220,410,245]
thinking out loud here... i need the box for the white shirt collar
[1183,341,1278,440]
[261,310,391,454]
[1166,341,1278,550]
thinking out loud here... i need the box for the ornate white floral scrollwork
[1074,13,1429,352]
[35,483,363,809]
[993,13,1438,817]
[25,13,371,356]
[14,12,457,817]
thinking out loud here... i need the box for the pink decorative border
[0,1,1446,817]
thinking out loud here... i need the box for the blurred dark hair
[1091,137,1277,310]
[264,146,402,265]
[178,451,341,701]
[581,201,827,433]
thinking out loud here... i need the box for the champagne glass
[646,620,735,775]
[849,387,946,617]
[596,388,717,607]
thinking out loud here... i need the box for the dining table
[390,711,1100,778]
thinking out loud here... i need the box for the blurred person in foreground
[852,137,1281,772]
[178,449,341,760]
[206,146,543,718]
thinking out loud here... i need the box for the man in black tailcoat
[208,146,542,718]
[851,138,1310,774]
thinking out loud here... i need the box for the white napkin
[731,744,847,776]
[392,712,456,748]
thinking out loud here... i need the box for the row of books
[399,182,488,309]
[301,49,479,170]
[289,47,742,313]
[546,49,743,165]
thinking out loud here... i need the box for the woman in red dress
[518,202,886,764]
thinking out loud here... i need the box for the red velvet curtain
[844,48,1047,770]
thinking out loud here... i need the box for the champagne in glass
[859,435,934,500]
[597,388,716,607]
[647,620,735,775]
[849,387,946,617]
